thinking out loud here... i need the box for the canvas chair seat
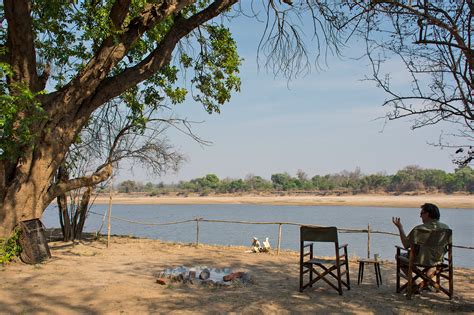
[299,226,350,295]
[307,258,344,265]
[397,254,448,268]
[395,228,453,300]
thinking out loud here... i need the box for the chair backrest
[410,228,452,266]
[300,226,338,243]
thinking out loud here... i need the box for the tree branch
[44,163,113,205]
[44,0,194,117]
[414,39,474,54]
[372,0,473,71]
[109,0,132,29]
[84,0,238,115]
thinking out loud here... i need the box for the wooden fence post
[277,224,282,255]
[107,179,113,248]
[367,223,371,259]
[195,218,200,246]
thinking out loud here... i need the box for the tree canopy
[0,0,247,237]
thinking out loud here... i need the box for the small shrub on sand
[0,228,22,265]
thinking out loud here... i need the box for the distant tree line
[114,166,474,195]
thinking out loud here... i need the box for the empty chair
[395,228,453,299]
[299,226,350,295]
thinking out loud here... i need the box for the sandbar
[92,193,473,209]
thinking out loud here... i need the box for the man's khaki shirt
[407,219,451,266]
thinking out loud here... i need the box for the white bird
[262,237,271,251]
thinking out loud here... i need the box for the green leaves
[132,22,242,116]
[192,24,242,114]
[0,63,46,160]
[0,228,22,265]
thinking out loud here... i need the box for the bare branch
[354,0,472,154]
[45,163,113,205]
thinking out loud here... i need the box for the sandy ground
[1,235,473,314]
[92,193,474,209]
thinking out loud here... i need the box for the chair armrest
[395,245,408,251]
[338,243,348,249]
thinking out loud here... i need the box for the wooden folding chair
[299,226,350,295]
[396,228,453,300]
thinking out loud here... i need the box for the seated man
[392,203,450,292]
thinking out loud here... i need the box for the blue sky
[116,6,460,184]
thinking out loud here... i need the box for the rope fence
[88,210,474,257]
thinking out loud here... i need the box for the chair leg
[361,262,364,284]
[407,261,413,300]
[449,263,453,299]
[396,255,400,293]
[358,261,364,285]
[299,266,303,292]
[377,263,382,285]
[335,251,342,295]
[299,245,304,292]
[448,245,454,299]
[309,246,314,287]
[345,247,350,289]
[337,263,342,295]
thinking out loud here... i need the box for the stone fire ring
[155,266,254,287]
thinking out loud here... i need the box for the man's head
[420,203,440,222]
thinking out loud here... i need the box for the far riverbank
[92,193,473,209]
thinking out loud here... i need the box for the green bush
[0,228,22,265]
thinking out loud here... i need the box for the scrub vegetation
[116,165,474,195]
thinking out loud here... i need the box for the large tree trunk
[0,143,62,237]
[0,107,114,238]
[1,182,53,237]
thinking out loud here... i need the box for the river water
[42,204,474,268]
